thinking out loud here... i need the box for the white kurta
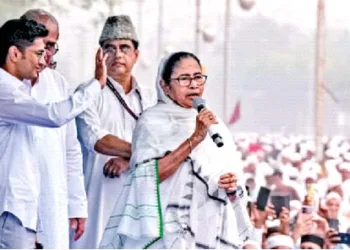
[29,68,88,249]
[0,67,99,236]
[72,76,156,248]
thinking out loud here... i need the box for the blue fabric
[0,212,36,249]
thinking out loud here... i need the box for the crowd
[236,134,350,249]
[0,6,348,250]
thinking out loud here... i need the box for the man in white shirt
[72,15,157,248]
[0,18,107,249]
[20,9,89,248]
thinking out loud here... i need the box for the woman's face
[162,57,205,108]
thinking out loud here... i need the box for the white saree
[99,55,253,249]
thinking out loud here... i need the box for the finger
[74,223,85,241]
[200,116,217,127]
[220,182,236,189]
[70,219,78,230]
[113,165,121,178]
[220,173,234,179]
[198,109,212,116]
[329,232,339,238]
[330,237,341,243]
[96,47,103,62]
[103,162,111,177]
[219,178,237,185]
[281,207,289,213]
[103,164,108,176]
[109,165,120,178]
[102,52,109,63]
[108,166,117,178]
[116,165,126,176]
[197,110,217,126]
[225,187,237,193]
[201,112,218,123]
[105,163,115,178]
[219,179,236,186]
[266,205,275,213]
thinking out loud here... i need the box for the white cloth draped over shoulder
[99,55,252,249]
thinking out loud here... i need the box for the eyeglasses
[45,42,59,55]
[170,74,207,87]
[103,44,133,57]
[49,61,57,69]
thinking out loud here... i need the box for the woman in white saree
[99,52,253,249]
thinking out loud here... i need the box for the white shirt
[72,76,156,248]
[26,68,88,248]
[0,68,101,231]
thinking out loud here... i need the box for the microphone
[192,97,224,147]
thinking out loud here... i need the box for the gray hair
[20,9,58,27]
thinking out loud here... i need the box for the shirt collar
[107,76,141,96]
[0,68,26,87]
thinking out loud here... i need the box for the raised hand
[94,47,108,88]
[191,109,218,143]
[219,172,237,193]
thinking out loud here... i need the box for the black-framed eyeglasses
[45,42,59,55]
[170,74,207,87]
[49,61,57,69]
[103,44,133,57]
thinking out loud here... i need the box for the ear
[161,80,171,95]
[8,46,21,63]
[134,49,140,61]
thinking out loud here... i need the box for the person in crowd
[0,18,107,248]
[99,51,254,248]
[72,15,156,248]
[266,169,300,201]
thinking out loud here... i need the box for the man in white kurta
[72,15,157,248]
[20,9,91,248]
[27,68,88,249]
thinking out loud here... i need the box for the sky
[254,0,350,30]
[7,0,349,134]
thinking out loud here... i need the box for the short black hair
[272,169,283,177]
[0,18,48,66]
[131,40,139,50]
[162,52,201,85]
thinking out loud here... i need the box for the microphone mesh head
[192,97,206,109]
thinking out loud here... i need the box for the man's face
[103,39,139,78]
[326,197,340,218]
[16,38,46,79]
[40,19,59,69]
[266,174,280,187]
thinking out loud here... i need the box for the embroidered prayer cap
[99,15,138,46]
[266,234,294,249]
